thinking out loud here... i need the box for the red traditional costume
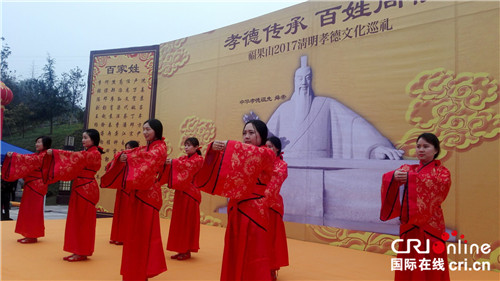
[380,160,451,281]
[42,146,101,256]
[101,138,167,281]
[265,154,289,271]
[159,153,204,255]
[195,141,275,281]
[102,152,130,244]
[2,151,47,239]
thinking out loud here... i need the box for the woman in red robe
[265,136,289,280]
[195,120,276,281]
[42,129,103,262]
[380,133,451,281]
[160,137,204,260]
[2,136,52,243]
[101,119,167,281]
[107,140,139,245]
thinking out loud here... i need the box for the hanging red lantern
[1,81,14,139]
[1,81,13,106]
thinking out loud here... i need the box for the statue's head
[293,55,313,97]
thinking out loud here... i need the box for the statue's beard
[291,87,314,123]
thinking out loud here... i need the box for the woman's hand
[47,149,53,156]
[166,158,172,165]
[6,152,13,157]
[211,140,227,151]
[119,153,127,162]
[394,169,408,182]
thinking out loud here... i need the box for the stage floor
[1,218,498,280]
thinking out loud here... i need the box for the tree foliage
[38,55,67,134]
[60,67,86,124]
[1,38,87,137]
[1,37,14,82]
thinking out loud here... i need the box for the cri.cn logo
[391,230,492,255]
[390,230,492,271]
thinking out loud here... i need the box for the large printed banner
[89,1,499,271]
[85,46,159,207]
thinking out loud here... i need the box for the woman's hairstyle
[125,140,139,149]
[144,119,163,140]
[244,119,268,147]
[267,136,282,156]
[36,136,52,150]
[417,133,440,159]
[85,129,104,154]
[185,137,201,155]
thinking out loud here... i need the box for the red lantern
[1,81,14,106]
[1,81,14,139]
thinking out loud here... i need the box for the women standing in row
[2,136,52,243]
[380,133,451,281]
[160,137,204,260]
[101,119,167,281]
[265,136,289,280]
[107,140,139,246]
[195,120,275,280]
[43,129,103,262]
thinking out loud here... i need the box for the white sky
[1,0,305,80]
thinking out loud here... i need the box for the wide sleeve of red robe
[266,155,289,270]
[101,150,130,244]
[265,156,288,216]
[161,153,204,254]
[126,144,165,184]
[2,152,46,195]
[42,147,101,205]
[102,140,167,209]
[194,140,275,200]
[159,153,204,199]
[380,160,451,281]
[380,160,451,235]
[2,151,48,239]
[100,150,126,189]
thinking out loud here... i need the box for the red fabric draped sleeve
[42,149,87,183]
[159,153,204,202]
[380,165,407,222]
[2,152,44,181]
[103,139,167,210]
[194,140,275,199]
[124,140,167,191]
[42,147,102,205]
[380,160,451,235]
[159,154,204,190]
[265,156,288,216]
[100,151,126,190]
[2,151,47,195]
[102,140,167,190]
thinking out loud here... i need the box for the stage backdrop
[88,1,499,270]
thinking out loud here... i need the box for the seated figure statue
[264,55,412,233]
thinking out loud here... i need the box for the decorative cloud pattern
[159,38,190,78]
[397,68,499,161]
[177,116,216,157]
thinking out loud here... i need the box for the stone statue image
[267,55,403,160]
[261,55,414,234]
